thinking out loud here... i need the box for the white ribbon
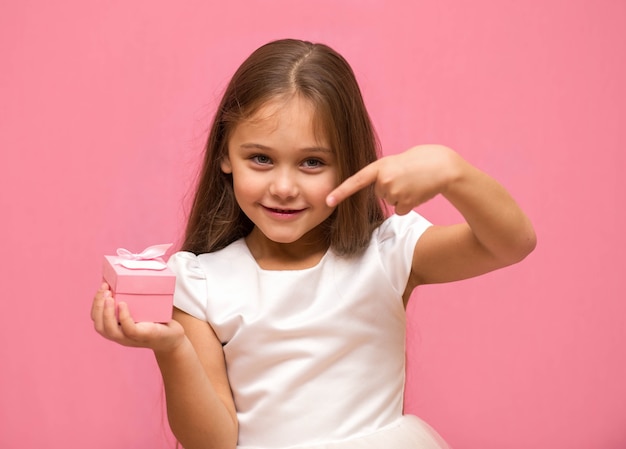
[115,243,172,270]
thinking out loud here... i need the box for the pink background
[1,1,624,448]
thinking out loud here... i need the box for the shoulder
[167,240,250,321]
[168,251,204,279]
[372,211,432,249]
[169,239,249,276]
[359,211,432,296]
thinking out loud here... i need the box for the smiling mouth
[263,206,304,214]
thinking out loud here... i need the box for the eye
[302,158,324,169]
[251,154,272,165]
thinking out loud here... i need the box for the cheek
[317,172,339,194]
[303,174,336,202]
[231,172,263,200]
[232,180,252,200]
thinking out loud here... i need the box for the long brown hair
[182,39,385,256]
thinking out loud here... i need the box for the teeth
[271,207,295,213]
[265,205,301,213]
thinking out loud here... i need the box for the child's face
[222,95,338,248]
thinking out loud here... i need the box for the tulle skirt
[237,415,450,449]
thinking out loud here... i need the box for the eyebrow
[239,143,333,153]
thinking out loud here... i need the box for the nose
[268,167,299,199]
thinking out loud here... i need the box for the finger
[394,203,413,216]
[91,283,109,322]
[117,302,139,339]
[92,289,112,334]
[326,162,379,207]
[102,296,124,339]
[92,297,105,334]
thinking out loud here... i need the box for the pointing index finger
[326,162,379,207]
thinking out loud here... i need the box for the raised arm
[406,145,536,287]
[91,286,238,449]
[327,144,536,289]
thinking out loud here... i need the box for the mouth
[262,205,305,215]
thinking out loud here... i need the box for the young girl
[92,39,536,449]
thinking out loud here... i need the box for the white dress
[169,211,450,449]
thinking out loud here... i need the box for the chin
[263,233,304,244]
[255,226,317,245]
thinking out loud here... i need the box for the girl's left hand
[326,144,460,214]
[326,143,536,286]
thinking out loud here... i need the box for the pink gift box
[102,253,175,323]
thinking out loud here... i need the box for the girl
[92,39,536,449]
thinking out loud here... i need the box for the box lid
[103,255,175,294]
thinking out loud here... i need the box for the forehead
[235,95,330,145]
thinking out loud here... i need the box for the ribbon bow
[115,243,172,270]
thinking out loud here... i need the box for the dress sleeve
[167,251,209,321]
[375,211,432,295]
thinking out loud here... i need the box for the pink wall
[1,1,624,448]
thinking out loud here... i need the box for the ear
[221,155,233,174]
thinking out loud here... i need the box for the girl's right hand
[91,282,185,353]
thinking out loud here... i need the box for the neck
[245,227,329,270]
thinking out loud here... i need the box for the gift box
[102,244,175,323]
